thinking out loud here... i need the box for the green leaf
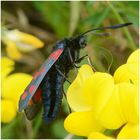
[33,1,70,37]
[1,120,17,139]
[32,113,42,138]
[51,119,68,138]
[69,1,80,36]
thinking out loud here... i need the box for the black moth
[19,23,132,123]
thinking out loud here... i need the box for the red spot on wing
[34,71,40,79]
[34,88,42,102]
[40,67,45,74]
[48,49,63,61]
[48,52,55,61]
[53,49,63,60]
[21,92,27,100]
[28,99,33,105]
[29,85,35,93]
[33,67,46,80]
[33,49,62,80]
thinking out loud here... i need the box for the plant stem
[25,117,33,138]
[64,133,74,139]
[107,2,137,51]
[69,1,80,36]
[32,115,42,138]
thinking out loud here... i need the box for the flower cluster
[1,57,32,123]
[64,49,139,139]
[1,29,45,122]
[2,29,44,60]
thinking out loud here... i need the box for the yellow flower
[64,111,104,137]
[6,41,23,60]
[65,65,114,136]
[98,83,138,128]
[67,64,95,112]
[2,29,44,60]
[1,99,16,123]
[64,63,139,139]
[117,123,139,139]
[88,132,113,139]
[114,49,139,85]
[1,57,15,81]
[1,57,32,123]
[97,83,138,139]
[2,73,32,110]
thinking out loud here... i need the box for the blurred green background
[1,1,139,139]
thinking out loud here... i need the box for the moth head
[78,36,87,48]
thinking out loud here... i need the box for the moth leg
[87,55,97,72]
[55,65,71,84]
[75,54,88,63]
[75,54,97,72]
[67,47,74,63]
[68,48,82,69]
[73,64,80,68]
[74,54,89,68]
[62,88,72,113]
[73,54,88,68]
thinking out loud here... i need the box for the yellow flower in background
[6,41,23,60]
[2,29,44,60]
[1,57,15,81]
[2,73,32,110]
[1,57,32,123]
[114,49,139,85]
[64,58,139,139]
[1,99,17,123]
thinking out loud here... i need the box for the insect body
[18,23,132,123]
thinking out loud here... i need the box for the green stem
[107,2,137,51]
[69,1,80,36]
[25,117,33,138]
[32,115,42,138]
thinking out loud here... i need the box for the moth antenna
[80,23,132,36]
[93,32,111,37]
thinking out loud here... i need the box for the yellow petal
[134,89,139,118]
[118,84,138,124]
[1,99,16,123]
[17,30,44,49]
[82,72,114,115]
[126,63,139,79]
[67,67,114,112]
[64,111,104,137]
[114,64,138,85]
[88,132,113,139]
[16,42,40,52]
[98,83,138,129]
[67,64,94,111]
[2,73,32,110]
[126,49,139,80]
[117,123,139,139]
[1,57,15,68]
[114,49,139,85]
[1,57,15,80]
[6,41,23,60]
[6,30,20,41]
[127,49,139,64]
[7,29,44,49]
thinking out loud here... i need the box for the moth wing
[24,102,42,120]
[18,47,64,112]
[24,87,42,120]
